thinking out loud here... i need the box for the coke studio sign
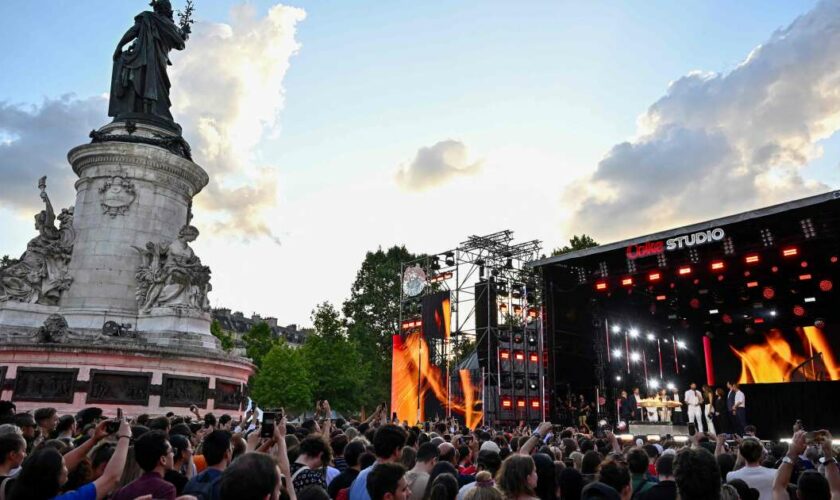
[626,227,725,260]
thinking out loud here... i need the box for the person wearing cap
[457,448,502,500]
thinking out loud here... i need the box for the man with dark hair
[291,435,333,492]
[0,432,26,480]
[33,407,58,438]
[726,437,775,500]
[184,430,233,500]
[148,415,171,433]
[367,462,409,500]
[349,424,408,500]
[637,453,676,500]
[113,430,176,500]
[89,442,117,481]
[407,442,439,499]
[55,414,77,446]
[628,447,657,496]
[674,447,721,500]
[329,441,367,499]
[220,452,280,500]
[332,434,350,472]
[592,458,632,500]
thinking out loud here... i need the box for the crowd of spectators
[0,399,837,500]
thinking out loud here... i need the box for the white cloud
[568,0,839,241]
[170,3,306,243]
[395,139,483,191]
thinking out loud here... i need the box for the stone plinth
[61,121,211,337]
[0,302,59,329]
[0,342,253,416]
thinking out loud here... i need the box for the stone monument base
[0,341,253,416]
[0,302,59,329]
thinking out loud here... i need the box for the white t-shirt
[734,390,746,409]
[684,389,702,406]
[726,466,776,500]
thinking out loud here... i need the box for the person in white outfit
[684,383,704,432]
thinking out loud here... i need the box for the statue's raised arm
[108,0,193,128]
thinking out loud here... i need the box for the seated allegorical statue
[135,224,212,313]
[0,178,75,306]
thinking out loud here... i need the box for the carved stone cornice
[68,143,209,194]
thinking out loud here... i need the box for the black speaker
[476,280,498,371]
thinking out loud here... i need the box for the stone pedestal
[61,121,211,341]
[0,302,59,329]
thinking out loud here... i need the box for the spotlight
[711,261,725,271]
[596,281,608,291]
[650,379,660,389]
[804,297,816,303]
[445,251,455,266]
[630,352,641,362]
[676,340,687,349]
[629,329,639,338]
[820,280,833,292]
[622,277,633,286]
[666,382,675,390]
[745,254,760,264]
[709,309,719,314]
[612,348,623,359]
[793,305,806,317]
[763,287,775,300]
[615,375,622,381]
[678,266,692,276]
[646,333,655,341]
[770,310,777,317]
[611,325,621,334]
[648,272,661,282]
[782,247,799,257]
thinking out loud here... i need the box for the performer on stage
[619,390,633,423]
[732,382,747,435]
[726,381,736,433]
[684,382,704,432]
[630,387,642,421]
[712,387,727,433]
[645,391,659,422]
[657,388,671,423]
[702,385,716,435]
[671,386,684,425]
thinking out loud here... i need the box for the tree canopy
[551,234,599,256]
[250,341,312,411]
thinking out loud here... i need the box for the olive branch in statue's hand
[177,0,195,36]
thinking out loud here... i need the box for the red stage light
[746,281,759,288]
[772,266,779,273]
[718,275,725,281]
[745,254,760,264]
[782,247,799,257]
[690,298,701,309]
[529,353,538,362]
[820,280,833,292]
[500,350,510,360]
[595,281,608,291]
[517,399,526,408]
[656,295,667,301]
[711,261,725,271]
[799,274,812,281]
[754,318,765,324]
[648,272,661,282]
[514,352,525,361]
[763,287,775,299]
[530,400,540,409]
[678,266,692,276]
[801,261,808,268]
[501,398,512,409]
[722,314,733,324]
[793,305,806,317]
[744,271,751,277]
[832,256,838,264]
[621,277,633,286]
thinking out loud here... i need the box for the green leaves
[243,321,276,369]
[210,319,235,352]
[250,341,313,411]
[551,234,599,256]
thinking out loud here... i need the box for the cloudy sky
[2,0,839,326]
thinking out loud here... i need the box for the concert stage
[531,191,840,439]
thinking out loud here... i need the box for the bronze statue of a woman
[108,0,193,128]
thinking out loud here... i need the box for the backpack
[183,469,221,500]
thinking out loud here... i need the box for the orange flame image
[391,332,483,427]
[731,326,840,383]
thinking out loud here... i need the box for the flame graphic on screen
[731,326,840,383]
[391,332,483,427]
